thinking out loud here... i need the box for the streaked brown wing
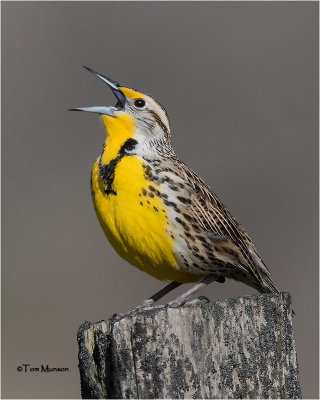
[172,159,277,292]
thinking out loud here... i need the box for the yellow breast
[91,156,196,282]
[90,113,199,283]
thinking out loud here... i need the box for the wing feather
[171,159,278,293]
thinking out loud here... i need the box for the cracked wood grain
[77,292,301,399]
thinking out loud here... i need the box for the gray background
[2,1,318,398]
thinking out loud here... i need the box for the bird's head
[71,67,173,157]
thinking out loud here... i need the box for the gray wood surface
[77,292,301,399]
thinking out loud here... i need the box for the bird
[71,66,279,316]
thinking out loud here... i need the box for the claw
[184,296,210,306]
[166,299,184,308]
[111,304,167,320]
[197,295,210,303]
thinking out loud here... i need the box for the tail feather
[248,248,279,294]
[259,274,279,294]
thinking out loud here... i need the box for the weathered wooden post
[77,292,301,399]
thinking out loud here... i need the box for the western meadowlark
[71,66,278,316]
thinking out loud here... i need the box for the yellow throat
[90,112,199,283]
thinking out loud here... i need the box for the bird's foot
[111,295,211,319]
[111,306,148,320]
[187,295,210,305]
[111,300,166,320]
[167,295,210,308]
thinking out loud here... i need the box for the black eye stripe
[134,99,145,108]
[149,111,168,135]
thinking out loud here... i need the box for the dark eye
[134,99,145,108]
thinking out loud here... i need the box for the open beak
[69,66,126,116]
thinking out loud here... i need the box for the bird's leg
[113,281,181,319]
[167,275,219,308]
[140,281,182,307]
